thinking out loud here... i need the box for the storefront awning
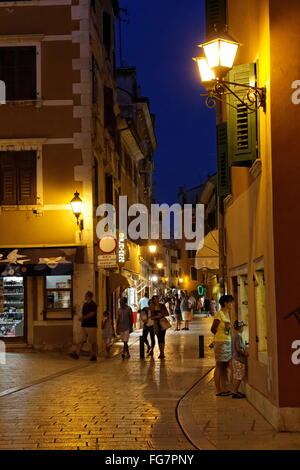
[195,230,219,270]
[109,273,131,292]
[0,247,85,276]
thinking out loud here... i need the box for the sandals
[216,391,232,397]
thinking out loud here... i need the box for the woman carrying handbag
[151,295,170,359]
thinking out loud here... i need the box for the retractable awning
[194,230,219,270]
[109,273,131,292]
[0,246,84,276]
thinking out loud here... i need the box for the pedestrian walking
[180,291,191,330]
[116,297,133,359]
[71,291,98,362]
[211,294,234,396]
[174,294,182,331]
[210,298,217,316]
[204,297,210,313]
[151,295,170,359]
[140,301,155,356]
[101,310,113,358]
[232,320,248,398]
[188,293,196,313]
[139,292,149,310]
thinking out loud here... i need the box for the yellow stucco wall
[226,0,278,405]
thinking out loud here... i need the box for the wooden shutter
[17,151,36,205]
[17,47,37,100]
[227,63,257,167]
[206,0,227,39]
[0,47,36,101]
[217,122,231,197]
[0,152,17,205]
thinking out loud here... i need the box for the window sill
[0,205,41,212]
[249,159,262,179]
[1,100,42,108]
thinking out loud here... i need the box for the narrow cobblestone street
[1,319,300,451]
[0,320,214,450]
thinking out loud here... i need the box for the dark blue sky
[118,0,216,204]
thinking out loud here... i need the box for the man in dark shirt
[71,291,98,361]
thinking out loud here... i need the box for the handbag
[159,317,172,330]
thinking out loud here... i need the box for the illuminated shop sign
[118,233,126,264]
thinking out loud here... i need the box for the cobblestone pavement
[0,320,214,450]
[191,371,300,450]
[2,319,298,451]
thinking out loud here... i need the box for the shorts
[214,341,232,362]
[82,327,97,345]
[182,311,192,321]
[232,359,246,380]
[120,330,130,342]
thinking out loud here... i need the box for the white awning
[195,230,219,270]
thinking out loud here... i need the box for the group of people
[70,291,249,401]
[70,290,199,362]
[211,295,249,399]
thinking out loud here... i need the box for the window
[238,274,249,344]
[105,173,113,205]
[0,151,36,205]
[103,11,112,57]
[92,55,98,105]
[254,269,268,364]
[45,276,72,319]
[104,86,116,135]
[0,46,36,101]
[188,250,197,259]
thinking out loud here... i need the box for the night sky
[118,0,217,205]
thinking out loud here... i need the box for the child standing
[102,311,113,358]
[232,320,249,398]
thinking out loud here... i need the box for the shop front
[0,247,84,347]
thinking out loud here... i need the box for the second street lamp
[70,191,84,230]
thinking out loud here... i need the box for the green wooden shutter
[17,151,36,205]
[228,63,258,166]
[206,0,227,39]
[217,122,231,197]
[0,152,17,205]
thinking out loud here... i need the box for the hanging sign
[118,232,126,264]
[97,254,118,269]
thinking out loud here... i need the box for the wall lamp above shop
[193,30,266,114]
[70,191,84,231]
[148,244,157,254]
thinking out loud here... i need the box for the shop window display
[45,276,72,316]
[0,277,24,338]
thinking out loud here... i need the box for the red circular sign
[98,236,117,254]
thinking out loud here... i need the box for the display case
[0,277,25,338]
[44,275,72,320]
